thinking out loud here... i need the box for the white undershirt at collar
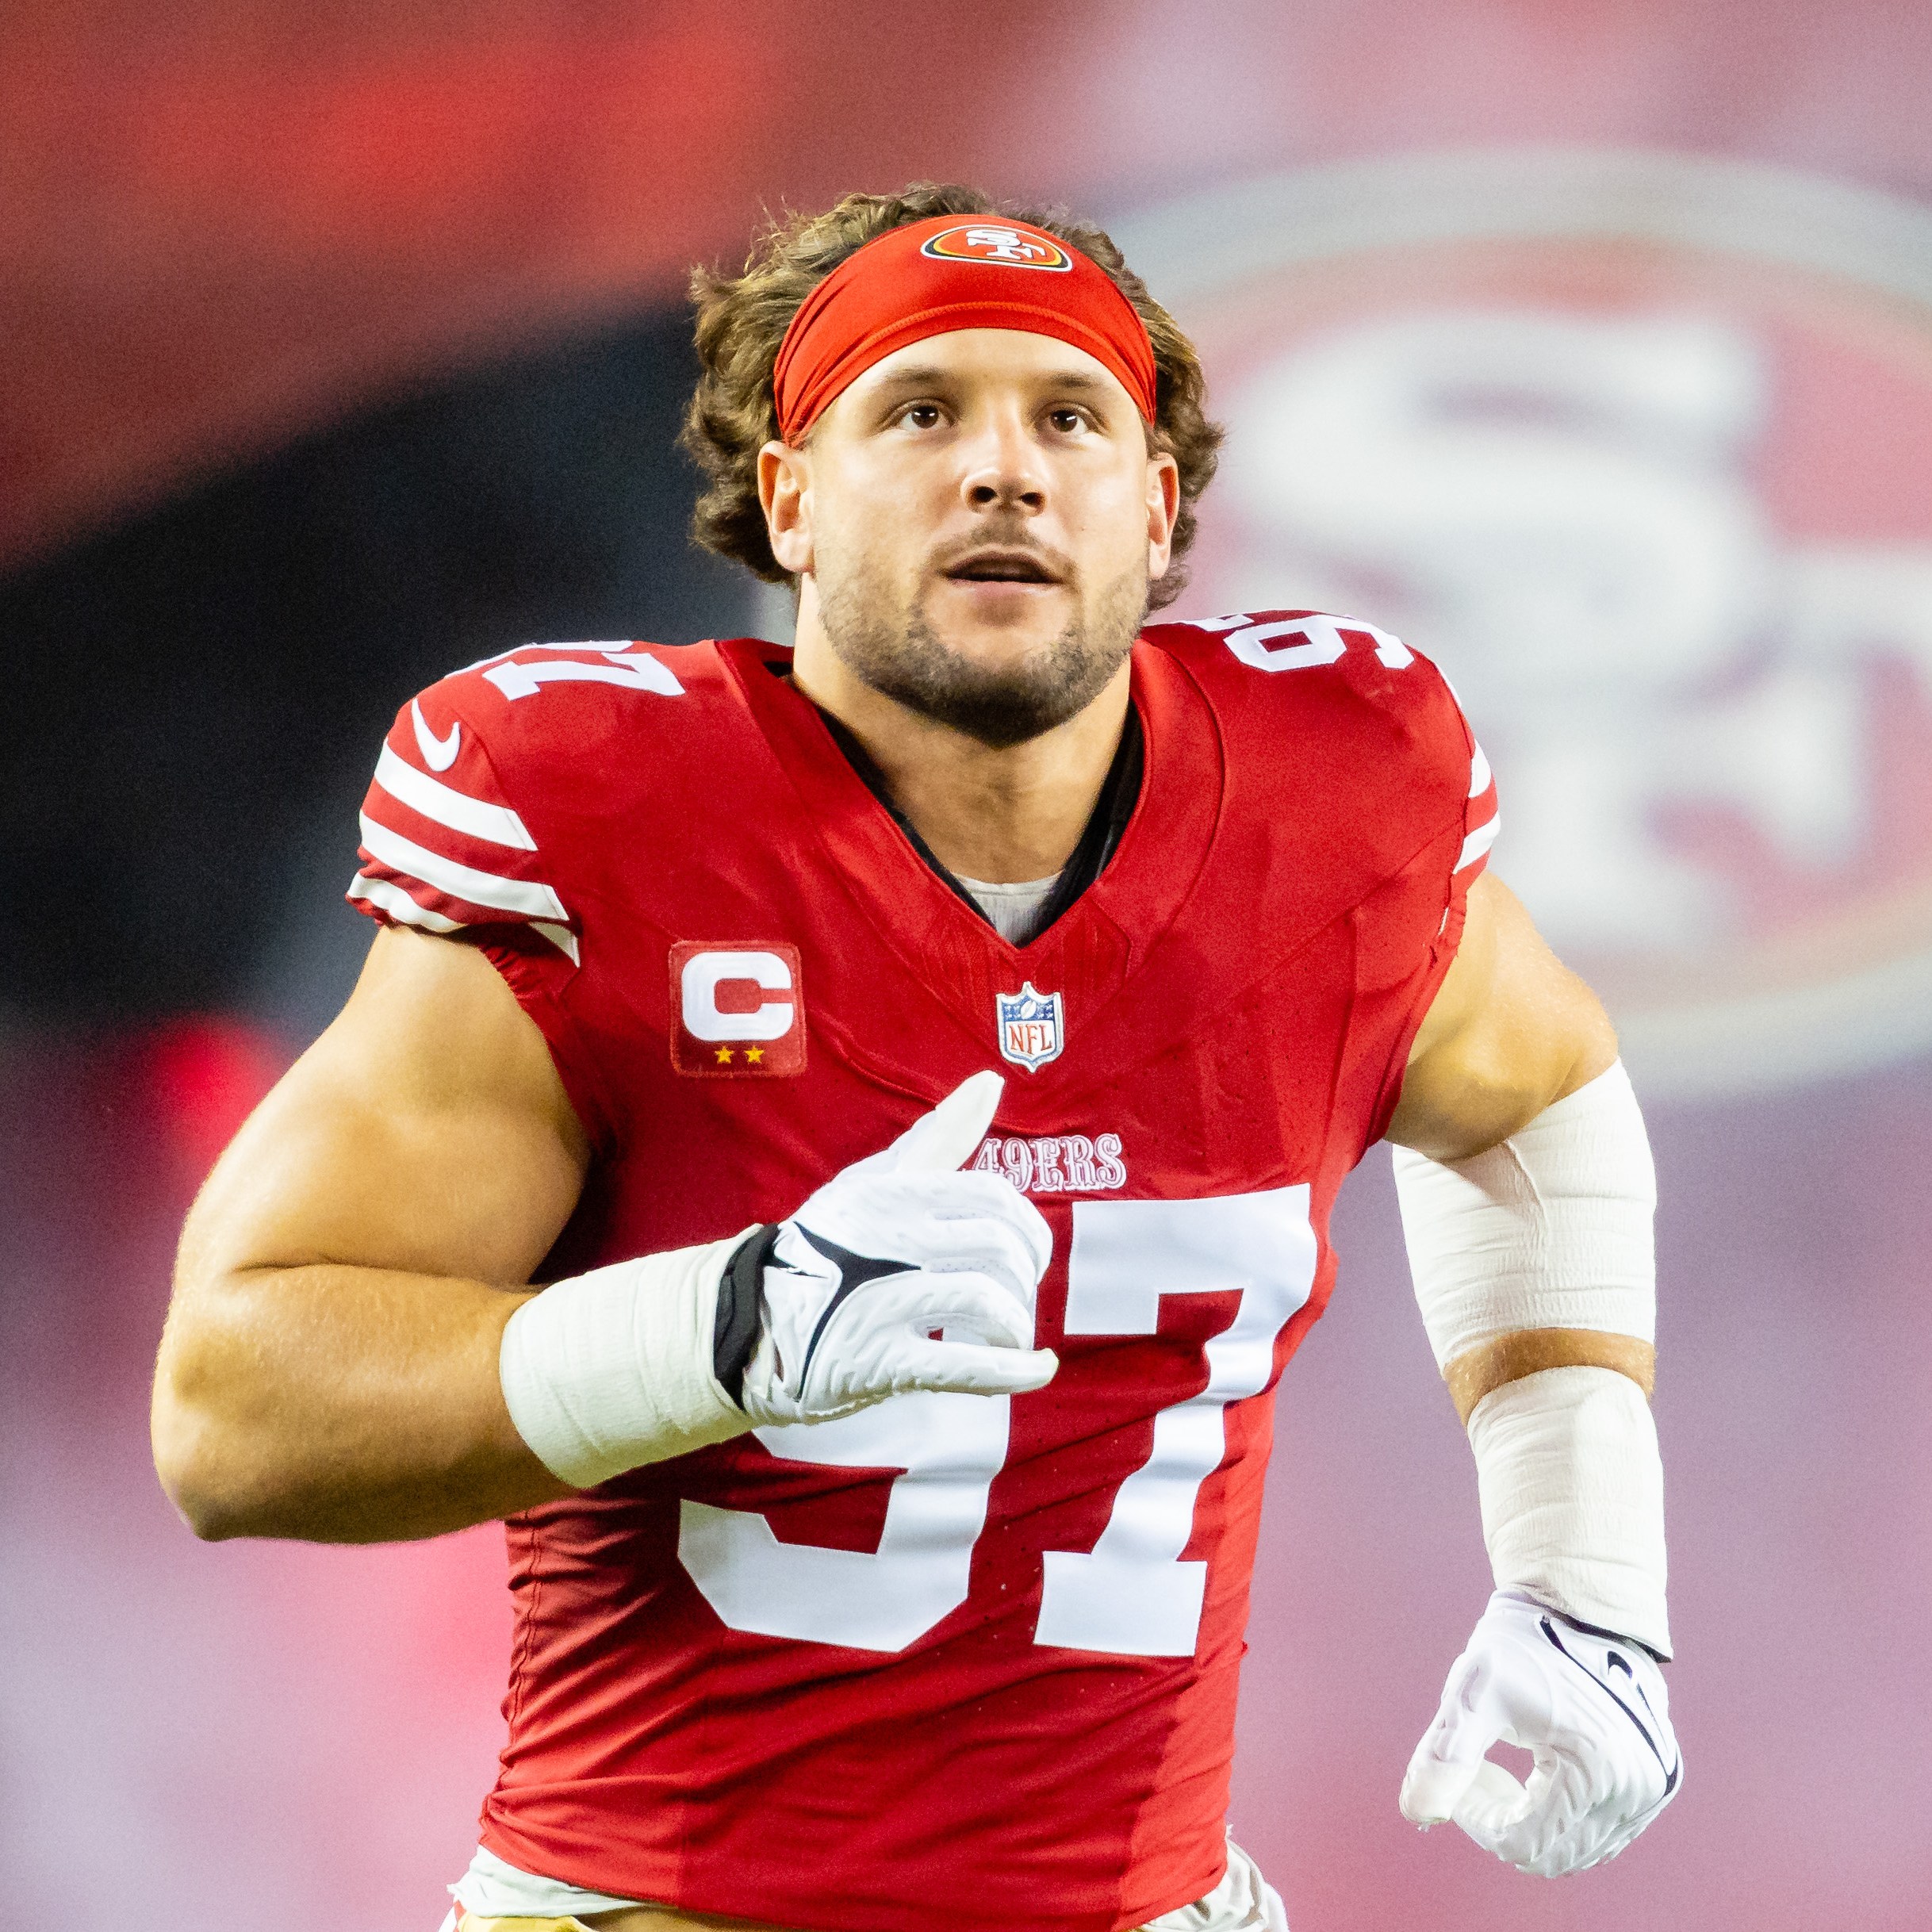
[955,871,1062,946]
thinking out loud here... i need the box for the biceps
[179,930,588,1289]
[1390,875,1617,1160]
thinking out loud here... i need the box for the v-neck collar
[713,635,1225,1071]
[815,700,1144,946]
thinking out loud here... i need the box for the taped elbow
[1393,1060,1657,1371]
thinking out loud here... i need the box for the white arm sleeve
[1392,1062,1670,1658]
[1391,1060,1655,1368]
[498,1232,755,1489]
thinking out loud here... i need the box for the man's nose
[960,412,1046,515]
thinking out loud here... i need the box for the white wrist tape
[1470,1366,1671,1658]
[1390,1060,1656,1367]
[499,1232,754,1489]
[1391,1061,1668,1656]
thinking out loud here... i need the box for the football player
[153,184,1678,1932]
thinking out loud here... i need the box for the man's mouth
[943,549,1062,586]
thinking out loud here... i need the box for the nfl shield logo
[995,980,1064,1072]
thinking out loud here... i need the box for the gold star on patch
[745,1047,765,1064]
[715,1047,734,1064]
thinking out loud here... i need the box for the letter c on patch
[680,949,796,1042]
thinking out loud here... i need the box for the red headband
[771,214,1160,444]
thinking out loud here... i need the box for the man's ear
[1145,449,1181,583]
[760,441,814,577]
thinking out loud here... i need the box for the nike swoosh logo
[1540,1616,1681,1796]
[791,1227,919,1385]
[412,700,461,771]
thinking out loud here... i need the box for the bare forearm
[153,1263,574,1543]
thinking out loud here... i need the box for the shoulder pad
[1148,607,1498,882]
[345,640,696,964]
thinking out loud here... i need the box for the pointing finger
[888,1071,1006,1175]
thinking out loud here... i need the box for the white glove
[737,1070,1059,1426]
[1400,1590,1681,1876]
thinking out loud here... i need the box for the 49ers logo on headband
[772,211,1157,442]
[919,224,1074,271]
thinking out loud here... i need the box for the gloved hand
[1400,1590,1681,1876]
[735,1070,1059,1427]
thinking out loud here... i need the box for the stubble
[817,534,1148,749]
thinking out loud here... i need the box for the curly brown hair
[680,183,1223,611]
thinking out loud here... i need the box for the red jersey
[350,612,1497,1932]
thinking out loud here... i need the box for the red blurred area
[0,1,1083,568]
[11,0,1932,569]
[136,1017,291,1179]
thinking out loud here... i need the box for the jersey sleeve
[346,652,631,1149]
[1450,690,1500,889]
[349,684,581,964]
[1169,605,1497,889]
[1363,641,1500,1139]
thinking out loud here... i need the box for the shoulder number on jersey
[465,642,687,701]
[1195,610,1413,672]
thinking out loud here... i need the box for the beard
[815,534,1148,749]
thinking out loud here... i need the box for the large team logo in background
[1118,151,1932,1098]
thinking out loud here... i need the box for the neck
[786,579,1131,884]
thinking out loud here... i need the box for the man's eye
[1049,408,1090,434]
[901,403,942,428]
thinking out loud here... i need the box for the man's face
[763,328,1179,747]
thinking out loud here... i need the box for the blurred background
[5,3,1930,1926]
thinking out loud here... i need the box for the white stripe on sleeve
[531,920,582,965]
[374,746,537,850]
[358,815,569,922]
[1456,814,1501,873]
[347,872,464,932]
[1469,742,1493,798]
[350,873,579,964]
